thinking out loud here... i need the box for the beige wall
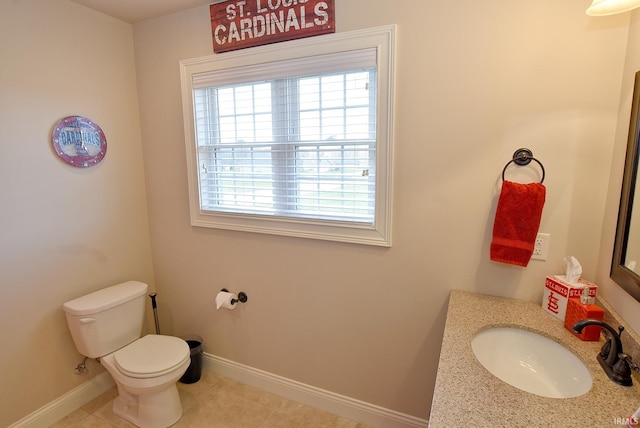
[4,0,640,425]
[0,1,154,426]
[134,1,630,419]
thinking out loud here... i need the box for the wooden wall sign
[210,0,335,53]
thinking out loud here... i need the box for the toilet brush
[149,293,161,334]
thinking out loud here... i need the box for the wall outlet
[531,233,550,261]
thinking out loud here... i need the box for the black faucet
[573,319,636,386]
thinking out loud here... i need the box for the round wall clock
[52,116,107,168]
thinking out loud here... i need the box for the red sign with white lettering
[210,0,335,53]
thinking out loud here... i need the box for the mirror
[612,70,640,302]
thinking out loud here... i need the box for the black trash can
[179,335,203,384]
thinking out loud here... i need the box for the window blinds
[192,48,378,224]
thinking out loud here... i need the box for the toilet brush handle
[149,293,161,335]
[149,293,158,309]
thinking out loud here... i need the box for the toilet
[63,281,190,428]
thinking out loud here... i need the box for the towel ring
[501,148,545,183]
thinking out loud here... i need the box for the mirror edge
[611,70,640,303]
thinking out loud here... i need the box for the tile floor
[51,372,370,427]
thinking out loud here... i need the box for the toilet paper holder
[221,288,248,305]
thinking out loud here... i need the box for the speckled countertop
[429,290,640,427]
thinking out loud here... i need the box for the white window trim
[180,25,396,247]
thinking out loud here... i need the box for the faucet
[573,319,636,386]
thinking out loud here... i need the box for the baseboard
[8,355,428,428]
[8,371,115,428]
[203,353,429,428]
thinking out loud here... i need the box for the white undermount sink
[471,327,592,398]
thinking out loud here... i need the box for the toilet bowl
[100,335,190,427]
[63,281,191,428]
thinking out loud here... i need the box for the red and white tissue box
[542,275,598,322]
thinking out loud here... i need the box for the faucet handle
[612,353,638,386]
[619,353,639,372]
[598,325,625,359]
[609,352,636,386]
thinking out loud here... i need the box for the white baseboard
[203,353,429,428]
[8,354,428,428]
[8,371,115,428]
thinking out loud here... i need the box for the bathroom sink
[471,327,592,398]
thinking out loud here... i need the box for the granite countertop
[429,290,640,427]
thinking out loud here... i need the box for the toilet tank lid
[63,281,148,316]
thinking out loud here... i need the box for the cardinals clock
[52,116,107,168]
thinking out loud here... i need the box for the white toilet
[63,281,190,428]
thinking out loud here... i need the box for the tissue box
[542,275,598,322]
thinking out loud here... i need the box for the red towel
[490,180,546,267]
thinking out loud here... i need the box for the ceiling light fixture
[587,0,640,16]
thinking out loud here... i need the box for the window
[195,66,376,221]
[180,25,395,246]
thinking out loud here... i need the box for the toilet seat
[114,335,190,379]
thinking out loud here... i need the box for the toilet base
[112,383,183,428]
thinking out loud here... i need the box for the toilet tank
[63,281,148,358]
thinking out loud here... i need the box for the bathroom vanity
[429,291,640,427]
